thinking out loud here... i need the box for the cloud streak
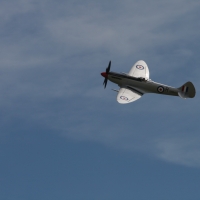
[0,0,200,167]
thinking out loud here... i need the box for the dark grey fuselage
[108,71,179,96]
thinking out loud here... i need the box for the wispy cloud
[155,136,200,167]
[0,0,200,167]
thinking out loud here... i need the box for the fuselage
[106,71,179,96]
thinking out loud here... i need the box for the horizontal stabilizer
[178,81,196,99]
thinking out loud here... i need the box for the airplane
[101,60,196,104]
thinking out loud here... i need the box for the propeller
[106,60,111,74]
[101,61,111,88]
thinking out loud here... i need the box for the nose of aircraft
[101,72,107,78]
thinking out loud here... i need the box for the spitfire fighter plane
[101,60,196,104]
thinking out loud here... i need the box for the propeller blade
[103,78,107,88]
[106,61,111,74]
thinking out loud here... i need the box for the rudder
[178,81,196,99]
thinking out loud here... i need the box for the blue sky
[0,0,200,199]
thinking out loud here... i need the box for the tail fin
[178,81,196,99]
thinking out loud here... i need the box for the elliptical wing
[117,87,142,104]
[128,60,149,79]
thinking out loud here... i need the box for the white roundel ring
[136,65,144,70]
[120,96,128,101]
[157,86,164,93]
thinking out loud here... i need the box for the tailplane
[178,81,196,99]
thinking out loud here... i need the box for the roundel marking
[157,86,164,93]
[136,65,144,70]
[120,96,128,101]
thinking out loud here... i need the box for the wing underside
[128,60,149,79]
[117,87,142,104]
